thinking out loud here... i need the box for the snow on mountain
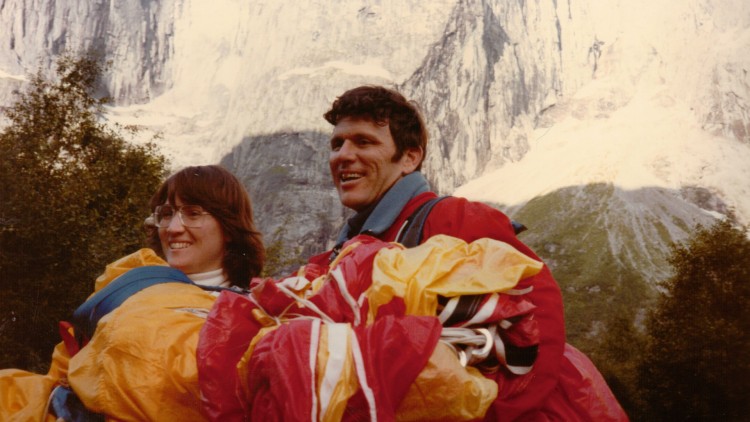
[2,0,748,355]
[98,0,457,167]
[455,56,750,225]
[1,0,748,254]
[456,0,750,225]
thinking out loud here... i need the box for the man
[307,85,567,420]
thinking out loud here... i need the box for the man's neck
[337,172,430,243]
[346,201,377,238]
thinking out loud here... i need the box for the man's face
[329,117,421,212]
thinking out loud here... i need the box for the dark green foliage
[0,51,168,371]
[638,220,750,421]
[261,215,306,278]
[503,183,721,418]
[589,312,647,419]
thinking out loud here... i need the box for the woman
[146,164,265,288]
[0,165,265,421]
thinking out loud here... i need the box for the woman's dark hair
[147,165,265,287]
[324,85,428,170]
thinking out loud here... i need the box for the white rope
[437,296,459,324]
[458,293,500,327]
[330,267,361,326]
[440,327,494,366]
[503,286,534,296]
[274,283,335,324]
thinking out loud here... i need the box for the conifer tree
[0,51,168,370]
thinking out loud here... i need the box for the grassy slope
[494,182,715,350]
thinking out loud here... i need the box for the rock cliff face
[0,0,598,190]
[1,1,749,333]
[0,0,175,103]
[201,0,600,271]
[220,130,348,267]
[402,0,597,192]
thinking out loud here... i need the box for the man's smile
[340,172,364,183]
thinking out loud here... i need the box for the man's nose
[335,139,356,159]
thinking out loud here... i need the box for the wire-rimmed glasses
[153,205,211,228]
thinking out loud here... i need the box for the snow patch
[0,70,25,81]
[455,0,750,225]
[277,59,394,81]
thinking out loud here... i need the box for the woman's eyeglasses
[153,205,210,228]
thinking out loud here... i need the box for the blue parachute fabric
[72,265,194,339]
[49,385,104,422]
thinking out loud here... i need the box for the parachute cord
[274,283,335,324]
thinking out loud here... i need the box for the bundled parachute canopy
[198,234,545,421]
[1,236,627,421]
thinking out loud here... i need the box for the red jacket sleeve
[422,197,566,421]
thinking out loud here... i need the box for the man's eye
[330,139,343,151]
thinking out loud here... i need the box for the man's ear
[401,147,423,174]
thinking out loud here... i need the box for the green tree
[590,311,646,419]
[0,51,168,371]
[638,220,750,421]
[261,215,305,277]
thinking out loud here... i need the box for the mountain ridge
[1,0,749,358]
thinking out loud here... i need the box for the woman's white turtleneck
[187,268,230,288]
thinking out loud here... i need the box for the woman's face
[158,197,227,275]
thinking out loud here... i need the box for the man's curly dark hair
[324,85,428,170]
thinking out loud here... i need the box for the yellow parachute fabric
[374,235,543,421]
[2,237,544,421]
[0,343,70,422]
[0,249,214,422]
[396,342,499,422]
[368,234,544,320]
[67,251,216,421]
[0,249,168,422]
[235,235,542,421]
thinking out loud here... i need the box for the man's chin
[340,195,368,212]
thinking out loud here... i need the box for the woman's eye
[183,207,202,217]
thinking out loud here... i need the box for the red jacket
[309,191,567,421]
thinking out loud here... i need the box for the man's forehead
[331,116,389,135]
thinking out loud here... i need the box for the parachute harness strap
[440,327,494,367]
